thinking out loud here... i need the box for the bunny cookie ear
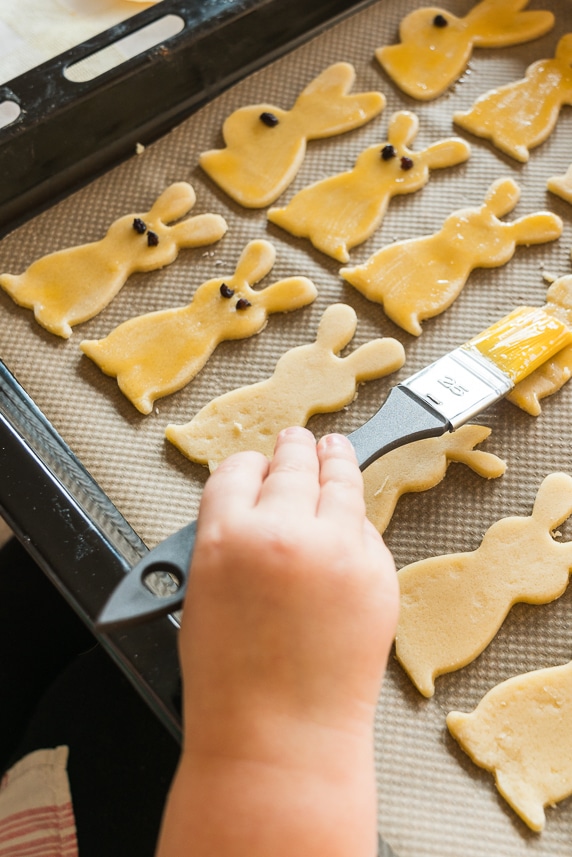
[466,0,554,47]
[483,177,520,217]
[556,32,572,66]
[314,304,358,353]
[386,111,419,148]
[232,240,276,286]
[442,425,507,478]
[531,472,572,532]
[147,182,196,223]
[294,62,385,138]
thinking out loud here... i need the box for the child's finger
[316,433,366,531]
[198,450,270,522]
[257,426,320,516]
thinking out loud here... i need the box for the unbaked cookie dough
[363,425,505,534]
[507,274,572,415]
[166,303,405,470]
[375,0,554,101]
[447,660,572,832]
[199,62,385,208]
[548,163,572,205]
[395,472,572,698]
[340,177,562,336]
[454,33,572,163]
[0,183,227,339]
[80,239,317,414]
[267,110,470,263]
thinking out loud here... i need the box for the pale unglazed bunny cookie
[454,34,572,163]
[548,163,572,205]
[396,472,572,698]
[341,177,562,336]
[508,274,572,415]
[363,425,506,535]
[447,660,572,832]
[375,0,554,101]
[267,111,470,263]
[166,303,405,470]
[199,62,385,208]
[0,183,227,339]
[80,240,317,414]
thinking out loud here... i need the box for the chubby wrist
[163,734,379,857]
[182,698,377,774]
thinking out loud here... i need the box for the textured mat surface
[0,1,571,853]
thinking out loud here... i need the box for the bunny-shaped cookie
[199,63,385,208]
[376,0,554,101]
[507,274,572,415]
[363,425,505,534]
[448,659,572,832]
[454,34,572,162]
[267,111,470,263]
[396,472,572,698]
[341,178,562,336]
[166,303,405,470]
[0,183,227,339]
[80,240,317,414]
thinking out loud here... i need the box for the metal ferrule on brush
[401,346,514,430]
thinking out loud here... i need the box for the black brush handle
[96,386,450,631]
[347,385,450,470]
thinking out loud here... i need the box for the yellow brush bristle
[467,306,572,384]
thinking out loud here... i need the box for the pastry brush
[96,305,572,631]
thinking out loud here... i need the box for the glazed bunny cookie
[80,240,317,414]
[363,425,506,535]
[199,62,385,208]
[447,660,572,832]
[267,111,470,263]
[341,177,562,335]
[166,303,405,470]
[0,183,227,339]
[395,472,572,698]
[376,0,554,101]
[454,34,572,163]
[548,163,572,205]
[507,274,572,415]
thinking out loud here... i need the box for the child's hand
[158,426,399,857]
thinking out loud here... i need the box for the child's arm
[156,426,399,857]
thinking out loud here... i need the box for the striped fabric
[0,746,78,856]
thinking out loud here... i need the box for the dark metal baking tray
[0,0,371,236]
[0,0,372,741]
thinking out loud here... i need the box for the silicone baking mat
[1,0,571,853]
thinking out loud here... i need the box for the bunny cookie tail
[0,274,74,338]
[165,423,209,466]
[0,273,22,303]
[447,708,547,832]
